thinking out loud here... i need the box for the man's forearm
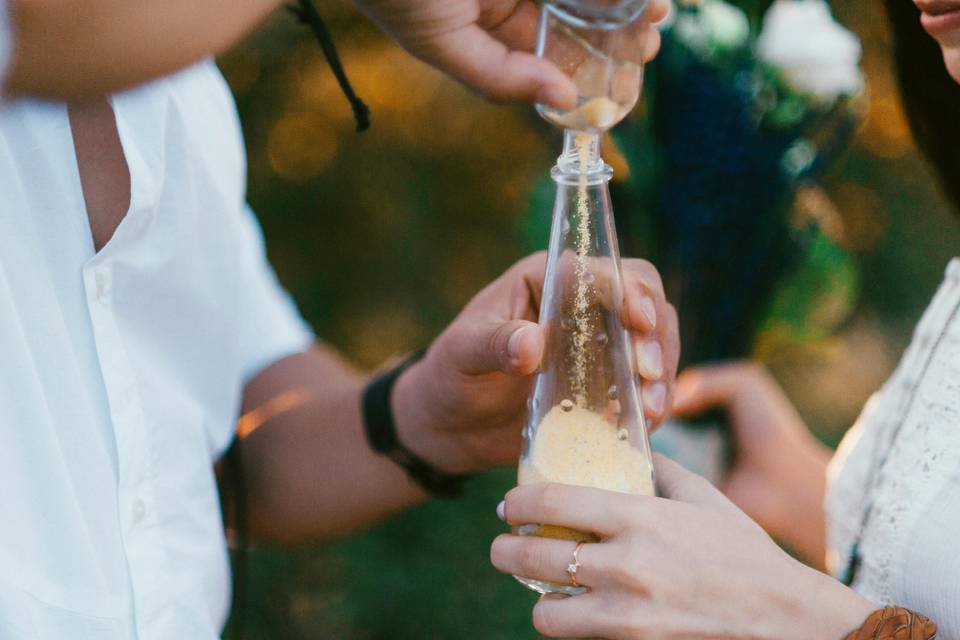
[236,346,428,545]
[6,0,283,99]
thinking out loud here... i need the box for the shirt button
[94,269,111,301]
[132,499,147,524]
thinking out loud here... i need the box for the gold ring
[566,541,586,588]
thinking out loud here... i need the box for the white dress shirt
[0,61,313,639]
[827,259,960,638]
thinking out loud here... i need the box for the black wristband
[362,351,470,499]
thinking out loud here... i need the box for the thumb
[453,318,545,377]
[426,27,577,108]
[653,453,727,507]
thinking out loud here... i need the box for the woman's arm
[672,363,832,568]
[491,455,875,640]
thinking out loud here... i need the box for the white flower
[700,0,750,51]
[757,0,864,99]
[672,0,750,54]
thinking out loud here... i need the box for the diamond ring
[566,541,586,588]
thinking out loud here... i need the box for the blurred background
[219,1,960,637]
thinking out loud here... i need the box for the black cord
[288,0,372,132]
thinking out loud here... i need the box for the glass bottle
[515,0,656,597]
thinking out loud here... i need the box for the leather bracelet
[362,351,471,499]
[844,606,937,640]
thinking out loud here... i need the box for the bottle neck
[553,130,612,185]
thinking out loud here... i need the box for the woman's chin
[943,47,960,84]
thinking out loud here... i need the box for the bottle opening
[546,0,650,29]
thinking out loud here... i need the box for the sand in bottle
[519,405,655,541]
[519,127,655,543]
[547,97,626,132]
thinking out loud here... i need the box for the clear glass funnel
[535,0,651,133]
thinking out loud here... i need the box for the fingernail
[653,0,673,26]
[639,297,657,329]
[535,85,557,107]
[536,85,576,111]
[637,340,663,379]
[508,326,528,362]
[644,382,667,416]
[496,501,506,522]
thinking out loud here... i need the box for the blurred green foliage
[220,1,960,637]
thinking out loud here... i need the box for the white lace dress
[826,258,960,638]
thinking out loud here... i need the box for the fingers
[671,362,804,446]
[641,378,667,423]
[364,0,669,111]
[652,453,727,507]
[450,318,546,377]
[503,322,545,375]
[622,259,679,427]
[426,27,578,108]
[510,252,680,430]
[641,24,663,63]
[621,258,663,332]
[491,535,607,587]
[635,339,663,381]
[533,592,620,639]
[647,0,672,25]
[672,362,765,416]
[502,483,643,538]
[645,299,679,425]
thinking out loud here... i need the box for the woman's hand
[672,363,832,566]
[393,252,679,475]
[491,455,875,640]
[352,0,669,107]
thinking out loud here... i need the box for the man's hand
[352,0,669,107]
[236,253,676,544]
[393,252,679,476]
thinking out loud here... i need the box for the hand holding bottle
[391,252,679,477]
[492,453,876,639]
[351,0,669,108]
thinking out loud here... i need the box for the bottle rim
[545,0,650,29]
